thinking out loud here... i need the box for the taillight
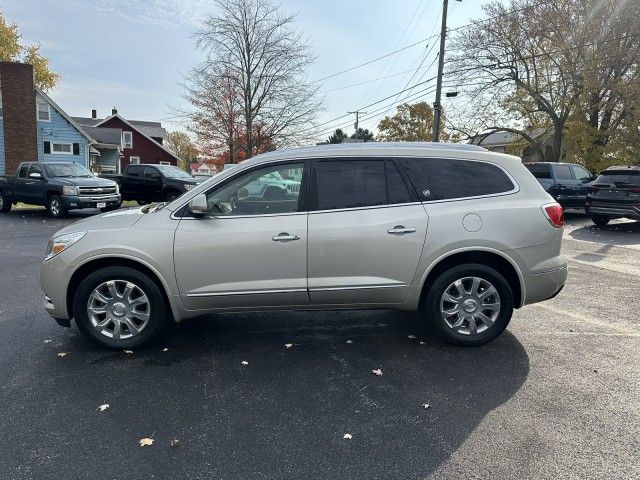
[542,203,564,228]
[632,187,640,193]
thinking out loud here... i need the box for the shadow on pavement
[569,219,640,246]
[0,309,530,479]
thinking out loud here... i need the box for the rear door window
[398,158,515,201]
[525,163,551,179]
[315,160,386,210]
[553,165,573,180]
[127,166,142,177]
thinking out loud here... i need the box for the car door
[121,165,141,199]
[143,166,163,201]
[552,164,579,207]
[27,164,47,204]
[571,165,593,206]
[307,158,428,305]
[174,161,310,311]
[13,164,32,201]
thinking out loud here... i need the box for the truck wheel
[73,266,170,349]
[423,264,514,347]
[47,195,67,218]
[0,191,12,212]
[164,190,180,202]
[591,215,610,227]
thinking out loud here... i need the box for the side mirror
[29,172,43,179]
[188,193,208,217]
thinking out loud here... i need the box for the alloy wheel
[439,276,501,336]
[87,280,151,340]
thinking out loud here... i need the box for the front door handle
[272,232,300,242]
[387,225,416,234]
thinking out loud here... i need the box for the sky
[2,0,497,143]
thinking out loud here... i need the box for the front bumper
[41,254,73,321]
[61,194,121,210]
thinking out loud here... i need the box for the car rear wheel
[73,266,169,349]
[591,215,610,227]
[47,195,67,218]
[0,191,11,212]
[423,264,514,346]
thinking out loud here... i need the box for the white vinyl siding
[51,143,73,154]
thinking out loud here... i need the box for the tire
[164,190,180,202]
[0,191,11,212]
[47,194,67,218]
[73,266,170,349]
[591,215,610,227]
[423,264,514,347]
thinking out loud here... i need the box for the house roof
[78,126,122,146]
[72,117,167,139]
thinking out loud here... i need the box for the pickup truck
[524,162,596,208]
[0,161,121,217]
[102,164,197,204]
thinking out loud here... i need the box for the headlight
[45,231,87,261]
[184,184,195,191]
[62,186,79,196]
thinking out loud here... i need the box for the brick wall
[0,62,37,175]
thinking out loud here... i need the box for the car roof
[524,162,583,167]
[601,165,640,171]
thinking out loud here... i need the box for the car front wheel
[0,191,12,212]
[73,266,169,349]
[47,195,67,218]
[423,264,514,346]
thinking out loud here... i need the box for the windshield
[155,165,193,180]
[44,163,94,178]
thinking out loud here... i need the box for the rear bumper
[586,202,640,219]
[61,194,121,209]
[522,264,568,306]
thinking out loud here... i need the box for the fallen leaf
[98,404,110,412]
[170,438,180,447]
[372,368,383,376]
[284,343,293,348]
[241,360,249,366]
[408,335,416,339]
[346,340,354,344]
[123,350,134,354]
[343,433,353,440]
[422,403,431,409]
[139,438,154,447]
[43,339,52,344]
[162,347,169,352]
[57,352,68,357]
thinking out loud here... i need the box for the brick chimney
[112,107,117,115]
[0,62,37,175]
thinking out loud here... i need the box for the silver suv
[40,143,567,349]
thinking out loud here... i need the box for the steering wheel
[230,196,239,212]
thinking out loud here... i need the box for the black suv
[524,162,596,208]
[103,164,197,204]
[586,166,640,226]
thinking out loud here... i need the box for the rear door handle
[387,225,416,234]
[272,232,300,242]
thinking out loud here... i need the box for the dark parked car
[586,166,640,226]
[0,162,120,217]
[102,164,197,204]
[524,162,595,208]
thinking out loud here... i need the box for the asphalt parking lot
[0,207,638,480]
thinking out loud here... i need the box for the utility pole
[432,0,454,142]
[348,110,367,141]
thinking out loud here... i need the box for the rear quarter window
[398,158,515,201]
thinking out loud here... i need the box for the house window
[123,131,133,149]
[129,156,140,164]
[159,161,170,165]
[37,101,51,122]
[51,143,73,154]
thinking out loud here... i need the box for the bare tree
[194,0,323,157]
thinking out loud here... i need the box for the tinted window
[554,165,573,180]
[572,165,592,181]
[595,171,640,185]
[316,160,386,210]
[18,164,29,178]
[144,167,160,179]
[386,160,412,204]
[29,164,44,176]
[525,163,551,179]
[127,166,142,177]
[206,163,304,216]
[399,158,515,201]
